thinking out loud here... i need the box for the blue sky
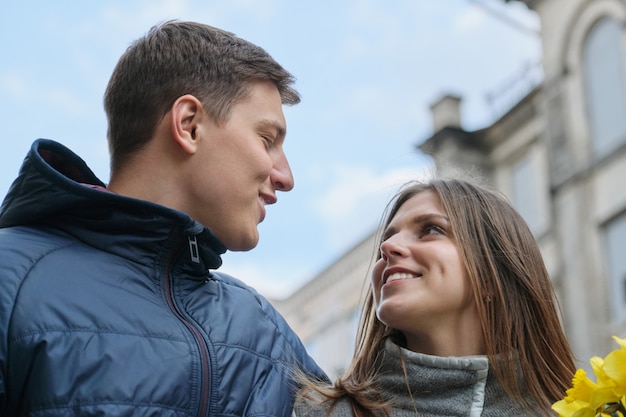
[0,0,540,298]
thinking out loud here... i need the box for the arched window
[583,17,626,158]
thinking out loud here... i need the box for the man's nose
[272,151,294,192]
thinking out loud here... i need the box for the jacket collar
[0,139,226,274]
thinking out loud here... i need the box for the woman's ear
[170,94,203,155]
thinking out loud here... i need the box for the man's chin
[224,234,259,252]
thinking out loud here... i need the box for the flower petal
[604,349,626,388]
[552,399,593,417]
[566,369,598,402]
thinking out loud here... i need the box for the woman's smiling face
[371,190,481,353]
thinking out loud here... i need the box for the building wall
[275,0,626,376]
[534,0,626,362]
[273,232,377,379]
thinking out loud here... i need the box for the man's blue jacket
[0,139,326,416]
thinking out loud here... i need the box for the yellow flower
[603,338,626,393]
[568,369,598,402]
[553,337,626,417]
[592,337,626,398]
[552,369,597,417]
[551,398,594,417]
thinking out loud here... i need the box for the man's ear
[170,94,204,155]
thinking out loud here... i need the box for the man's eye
[262,136,275,148]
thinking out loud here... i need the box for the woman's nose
[380,235,409,261]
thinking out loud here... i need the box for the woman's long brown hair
[297,178,575,417]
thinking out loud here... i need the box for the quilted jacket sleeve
[0,226,70,416]
[0,229,23,416]
[0,373,5,415]
[0,228,29,416]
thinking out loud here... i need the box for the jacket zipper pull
[188,235,200,263]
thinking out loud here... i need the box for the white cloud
[0,72,29,100]
[0,71,88,116]
[314,163,433,251]
[321,83,425,140]
[219,257,310,300]
[339,35,370,63]
[455,0,540,38]
[455,4,488,34]
[45,88,89,116]
[99,0,192,31]
[97,0,281,35]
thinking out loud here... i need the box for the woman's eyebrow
[410,213,450,225]
[381,213,450,240]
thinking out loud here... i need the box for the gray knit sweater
[295,339,546,417]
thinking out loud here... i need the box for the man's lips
[257,192,276,223]
[259,192,277,205]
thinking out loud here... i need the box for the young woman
[295,178,576,417]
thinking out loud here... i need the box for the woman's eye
[421,223,444,236]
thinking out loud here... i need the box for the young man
[0,21,326,416]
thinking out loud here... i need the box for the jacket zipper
[164,237,210,417]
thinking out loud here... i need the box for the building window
[604,212,626,323]
[583,17,626,158]
[511,155,547,236]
